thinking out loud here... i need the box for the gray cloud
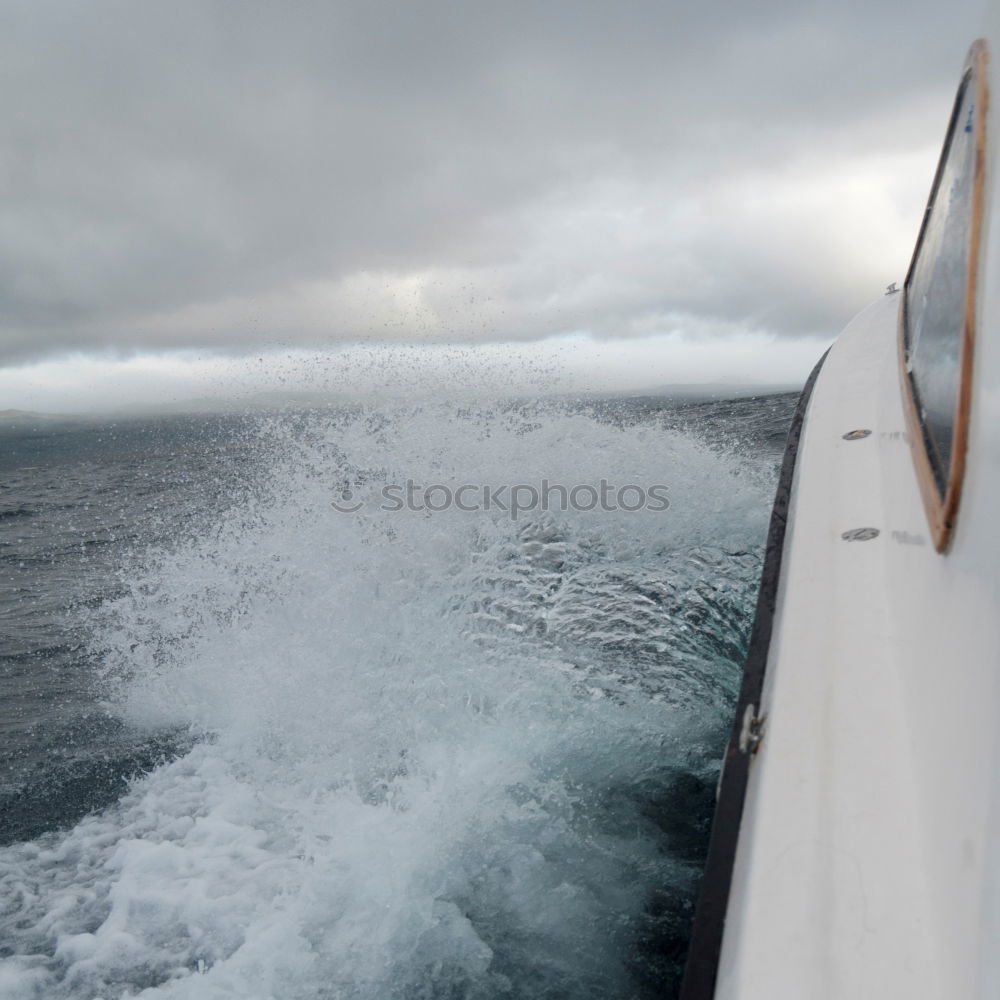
[0,0,985,365]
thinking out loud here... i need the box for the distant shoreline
[0,383,803,428]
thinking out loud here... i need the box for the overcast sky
[0,0,986,410]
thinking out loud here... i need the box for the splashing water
[0,401,772,999]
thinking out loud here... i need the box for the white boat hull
[682,18,1000,996]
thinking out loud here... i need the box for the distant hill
[0,382,803,427]
[579,382,801,403]
[638,382,800,399]
[0,409,93,429]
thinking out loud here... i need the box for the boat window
[900,40,987,551]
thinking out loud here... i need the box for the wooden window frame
[898,39,989,553]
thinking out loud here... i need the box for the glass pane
[905,73,977,494]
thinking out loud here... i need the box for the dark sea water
[0,392,798,1000]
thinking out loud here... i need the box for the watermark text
[331,479,670,519]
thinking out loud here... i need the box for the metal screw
[841,527,880,541]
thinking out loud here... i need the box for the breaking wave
[0,402,771,999]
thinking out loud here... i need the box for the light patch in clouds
[76,144,935,363]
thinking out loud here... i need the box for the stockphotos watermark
[331,480,670,519]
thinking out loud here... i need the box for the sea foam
[0,402,768,999]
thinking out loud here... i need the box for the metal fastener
[841,527,880,541]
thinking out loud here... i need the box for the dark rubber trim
[678,348,830,999]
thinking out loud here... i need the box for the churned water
[0,393,797,1000]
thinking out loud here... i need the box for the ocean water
[0,393,797,1000]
